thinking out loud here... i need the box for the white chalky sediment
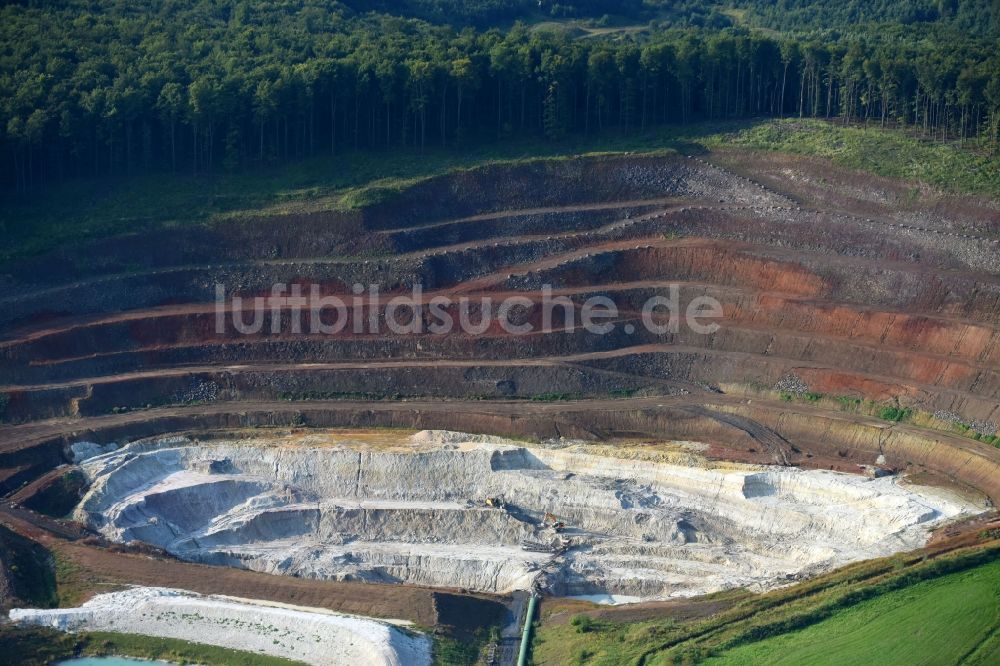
[9,586,431,666]
[73,430,981,599]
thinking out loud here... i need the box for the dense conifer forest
[3,0,1000,193]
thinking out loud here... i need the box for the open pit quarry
[70,430,976,600]
[1,151,999,660]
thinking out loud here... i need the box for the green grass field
[4,118,999,266]
[531,544,1000,666]
[701,558,1000,666]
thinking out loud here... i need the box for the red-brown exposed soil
[0,150,998,627]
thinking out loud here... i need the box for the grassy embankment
[699,559,1000,666]
[0,524,58,610]
[4,118,999,266]
[711,118,1000,196]
[531,538,1000,665]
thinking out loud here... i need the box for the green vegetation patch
[532,543,1000,665]
[702,558,1000,666]
[433,626,498,665]
[530,392,584,402]
[6,117,1000,265]
[51,550,97,608]
[877,406,912,423]
[0,140,670,265]
[0,525,57,610]
[713,119,1000,199]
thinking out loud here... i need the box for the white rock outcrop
[72,430,981,599]
[9,586,431,666]
[70,440,118,463]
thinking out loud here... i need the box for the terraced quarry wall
[1,151,999,626]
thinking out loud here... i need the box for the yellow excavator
[543,512,566,532]
[484,496,506,509]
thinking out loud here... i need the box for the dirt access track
[0,149,999,622]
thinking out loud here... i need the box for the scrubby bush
[834,395,862,410]
[571,614,596,633]
[879,406,911,422]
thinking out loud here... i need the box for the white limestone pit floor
[65,429,984,601]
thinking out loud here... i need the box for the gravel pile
[933,411,997,436]
[173,379,220,404]
[970,420,999,437]
[933,410,963,423]
[774,374,809,395]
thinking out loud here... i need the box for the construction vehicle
[857,464,894,479]
[484,496,507,509]
[542,511,566,532]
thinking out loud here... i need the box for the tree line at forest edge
[4,0,1000,194]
